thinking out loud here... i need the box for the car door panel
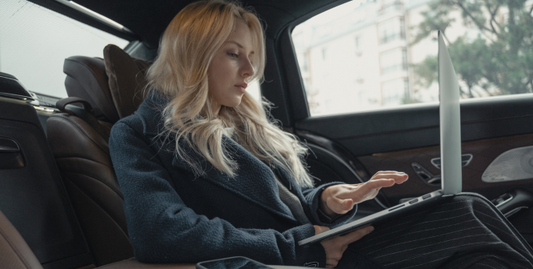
[358,133,533,204]
[294,94,533,207]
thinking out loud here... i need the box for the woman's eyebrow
[226,41,255,55]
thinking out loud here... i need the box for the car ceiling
[28,0,347,49]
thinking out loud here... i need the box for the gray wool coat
[109,92,364,267]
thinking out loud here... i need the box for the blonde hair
[146,0,313,187]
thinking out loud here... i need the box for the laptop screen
[438,31,463,195]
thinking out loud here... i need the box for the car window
[1,0,263,103]
[0,0,129,98]
[292,0,533,116]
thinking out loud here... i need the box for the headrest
[63,56,115,121]
[63,45,150,123]
[103,44,150,121]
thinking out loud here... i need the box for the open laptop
[299,31,463,246]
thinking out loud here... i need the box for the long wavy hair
[146,0,313,187]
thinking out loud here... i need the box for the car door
[294,94,533,207]
[261,0,533,217]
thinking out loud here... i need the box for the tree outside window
[411,0,533,98]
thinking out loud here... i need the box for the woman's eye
[228,52,238,58]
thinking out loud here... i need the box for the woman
[109,1,533,268]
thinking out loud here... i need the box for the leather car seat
[0,208,194,269]
[0,209,43,269]
[46,45,149,266]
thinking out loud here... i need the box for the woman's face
[207,20,255,115]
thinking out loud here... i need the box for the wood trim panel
[359,133,533,204]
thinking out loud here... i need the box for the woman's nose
[241,58,255,78]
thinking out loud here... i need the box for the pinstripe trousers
[339,194,533,269]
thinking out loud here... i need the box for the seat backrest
[1,74,94,268]
[46,44,150,266]
[0,209,43,269]
[0,208,196,269]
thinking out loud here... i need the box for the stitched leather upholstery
[0,209,42,269]
[47,48,200,268]
[46,53,147,265]
[0,208,195,269]
[63,56,120,122]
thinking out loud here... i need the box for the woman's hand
[314,225,374,268]
[321,171,408,216]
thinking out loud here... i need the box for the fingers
[327,198,354,215]
[342,198,354,211]
[365,178,397,188]
[371,171,409,184]
[331,197,354,210]
[359,178,396,193]
[314,225,330,235]
[348,179,394,203]
[324,244,344,269]
[326,257,340,269]
[350,171,409,202]
[321,226,374,268]
[321,185,357,215]
[322,171,408,214]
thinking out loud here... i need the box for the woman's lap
[340,194,533,269]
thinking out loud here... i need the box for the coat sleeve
[109,120,327,266]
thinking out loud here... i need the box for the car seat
[46,44,149,266]
[0,208,43,269]
[0,207,194,269]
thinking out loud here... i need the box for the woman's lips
[235,83,247,93]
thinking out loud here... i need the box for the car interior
[2,0,533,268]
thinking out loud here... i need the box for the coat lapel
[171,137,297,222]
[138,93,297,222]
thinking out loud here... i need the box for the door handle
[411,162,440,186]
[0,138,25,169]
[430,154,473,169]
[411,154,472,186]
